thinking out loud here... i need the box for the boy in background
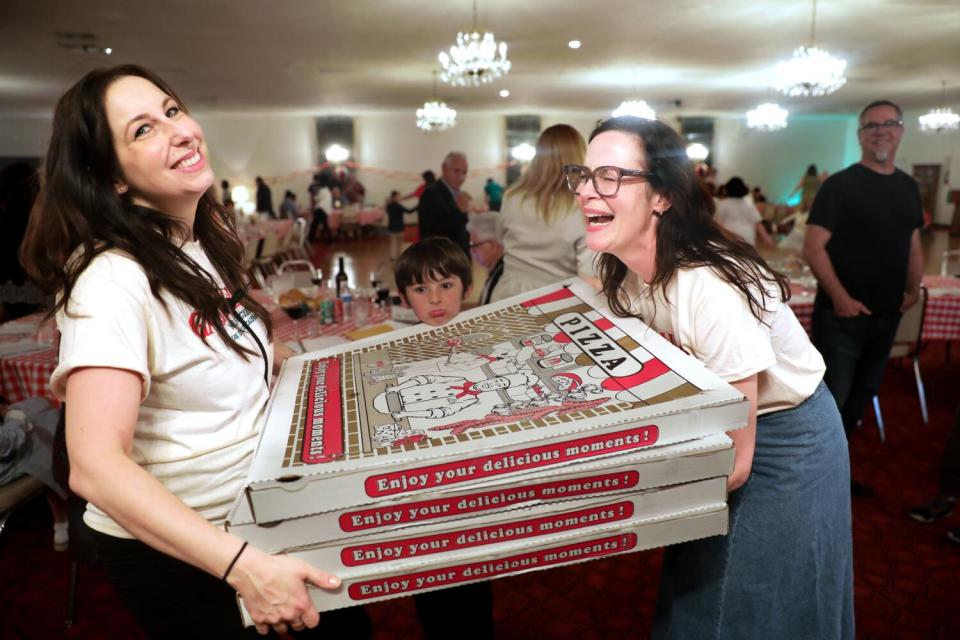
[395,237,473,326]
[383,236,492,638]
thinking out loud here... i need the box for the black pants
[308,208,330,242]
[90,526,491,639]
[812,307,901,435]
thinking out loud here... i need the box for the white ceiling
[2,0,960,118]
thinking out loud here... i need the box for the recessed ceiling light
[568,40,581,49]
[499,89,510,98]
[104,47,112,55]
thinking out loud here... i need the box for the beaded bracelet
[222,541,248,582]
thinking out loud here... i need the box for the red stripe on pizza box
[302,357,344,463]
[341,500,635,566]
[347,532,639,600]
[340,469,641,532]
[364,425,659,497]
[519,287,575,308]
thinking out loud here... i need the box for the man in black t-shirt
[805,100,924,497]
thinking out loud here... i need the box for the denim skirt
[652,381,854,640]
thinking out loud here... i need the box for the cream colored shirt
[52,244,271,537]
[491,192,596,302]
[624,266,824,415]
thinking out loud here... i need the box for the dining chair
[941,249,960,277]
[0,474,45,545]
[871,286,928,441]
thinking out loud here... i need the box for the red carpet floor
[2,344,959,639]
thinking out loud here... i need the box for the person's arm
[273,342,295,376]
[727,375,758,491]
[900,228,924,313]
[65,367,339,635]
[803,224,871,317]
[754,221,775,248]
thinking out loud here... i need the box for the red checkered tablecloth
[0,309,393,404]
[0,346,59,404]
[787,276,960,341]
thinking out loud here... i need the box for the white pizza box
[240,505,728,623]
[238,279,748,523]
[226,432,733,550]
[284,477,725,573]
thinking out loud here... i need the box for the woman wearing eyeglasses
[565,117,853,639]
[488,124,597,302]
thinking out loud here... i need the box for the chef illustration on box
[372,369,603,423]
[373,372,541,421]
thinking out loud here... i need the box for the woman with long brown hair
[20,65,345,638]
[489,124,596,302]
[564,116,853,639]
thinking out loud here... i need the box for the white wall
[355,112,504,206]
[897,108,960,225]
[200,114,317,209]
[0,116,53,160]
[712,115,859,205]
[4,109,957,224]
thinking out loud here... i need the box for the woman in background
[489,124,596,302]
[791,163,823,211]
[21,65,344,638]
[714,176,774,248]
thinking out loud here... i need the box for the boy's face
[402,275,469,326]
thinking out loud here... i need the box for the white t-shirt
[715,197,762,246]
[624,266,824,415]
[51,242,272,538]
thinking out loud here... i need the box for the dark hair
[589,116,788,323]
[724,176,749,198]
[395,237,472,296]
[806,164,818,177]
[20,64,272,357]
[859,100,902,122]
[421,170,436,183]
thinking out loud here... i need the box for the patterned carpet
[1,343,958,639]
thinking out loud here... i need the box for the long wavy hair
[591,117,789,323]
[506,124,586,224]
[20,64,272,356]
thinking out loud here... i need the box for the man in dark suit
[417,151,471,260]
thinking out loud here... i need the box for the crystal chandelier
[439,1,510,87]
[612,99,656,120]
[746,103,789,131]
[775,0,846,97]
[416,72,457,132]
[919,82,959,134]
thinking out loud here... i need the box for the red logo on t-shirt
[189,311,215,337]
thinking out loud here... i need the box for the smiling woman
[18,65,346,639]
[576,116,855,640]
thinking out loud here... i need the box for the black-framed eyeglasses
[858,119,903,132]
[563,164,657,197]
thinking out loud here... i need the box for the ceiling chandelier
[439,0,510,87]
[416,72,457,132]
[612,99,656,120]
[775,0,846,97]
[746,102,789,131]
[919,81,959,134]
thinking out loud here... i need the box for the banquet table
[327,206,385,231]
[236,218,294,243]
[787,274,960,341]
[0,306,392,405]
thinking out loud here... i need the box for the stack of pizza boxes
[226,280,746,622]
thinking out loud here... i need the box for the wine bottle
[335,257,349,298]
